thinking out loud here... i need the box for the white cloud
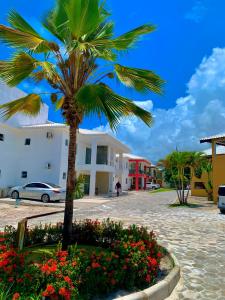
[94,48,225,163]
[185,1,207,23]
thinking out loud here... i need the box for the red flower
[12,293,20,300]
[59,287,71,300]
[145,274,151,282]
[8,277,14,282]
[42,284,55,296]
[16,278,23,283]
[111,278,116,285]
[64,276,72,285]
[91,262,101,269]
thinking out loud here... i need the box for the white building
[0,83,130,197]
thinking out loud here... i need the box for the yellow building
[191,133,225,203]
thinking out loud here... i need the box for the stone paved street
[1,191,225,299]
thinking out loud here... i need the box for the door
[20,183,36,198]
[83,175,90,195]
[30,183,50,200]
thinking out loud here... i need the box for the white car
[146,182,160,190]
[218,185,225,214]
[10,182,66,203]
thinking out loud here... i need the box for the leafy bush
[0,220,162,300]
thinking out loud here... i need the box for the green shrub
[1,220,162,300]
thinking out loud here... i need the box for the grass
[150,188,174,194]
[24,244,109,263]
[169,203,203,208]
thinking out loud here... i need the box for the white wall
[0,125,20,189]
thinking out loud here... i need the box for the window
[126,178,128,184]
[21,171,27,178]
[63,172,67,180]
[0,134,4,141]
[96,146,108,165]
[65,139,68,146]
[218,187,225,196]
[25,183,35,188]
[25,138,31,145]
[194,182,205,190]
[85,148,92,164]
[36,183,49,189]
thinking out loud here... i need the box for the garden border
[117,252,180,300]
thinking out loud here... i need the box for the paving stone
[1,191,224,299]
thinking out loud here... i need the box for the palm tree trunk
[62,122,77,249]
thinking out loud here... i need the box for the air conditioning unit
[46,132,53,139]
[45,163,52,169]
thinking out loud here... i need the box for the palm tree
[0,0,164,248]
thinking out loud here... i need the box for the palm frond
[0,94,42,120]
[112,25,156,50]
[0,52,35,86]
[8,10,40,36]
[65,0,100,39]
[76,83,152,129]
[55,96,65,111]
[36,61,60,82]
[0,24,55,53]
[114,64,164,94]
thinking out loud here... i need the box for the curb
[116,252,180,300]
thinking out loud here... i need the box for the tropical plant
[0,0,164,248]
[160,151,204,205]
[74,174,85,199]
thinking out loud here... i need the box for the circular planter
[116,252,180,300]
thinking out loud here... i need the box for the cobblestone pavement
[1,191,225,299]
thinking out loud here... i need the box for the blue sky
[1,0,225,161]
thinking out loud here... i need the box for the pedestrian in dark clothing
[115,181,121,197]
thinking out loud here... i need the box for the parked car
[146,182,160,190]
[10,182,66,203]
[218,185,225,214]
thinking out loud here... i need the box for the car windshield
[46,183,61,188]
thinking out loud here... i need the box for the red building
[126,154,152,191]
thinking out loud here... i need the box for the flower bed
[0,219,163,300]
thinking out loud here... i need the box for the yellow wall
[95,172,109,194]
[212,154,225,203]
[191,172,208,197]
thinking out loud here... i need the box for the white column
[89,139,97,196]
[108,146,111,166]
[89,170,96,196]
[91,139,97,166]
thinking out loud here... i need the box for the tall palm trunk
[62,121,78,249]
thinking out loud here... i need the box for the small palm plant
[0,0,164,247]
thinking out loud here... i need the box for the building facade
[191,134,225,203]
[124,154,152,191]
[0,83,130,197]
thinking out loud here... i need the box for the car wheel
[220,209,225,214]
[41,194,50,203]
[11,191,19,199]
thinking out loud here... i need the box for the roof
[203,146,225,156]
[123,153,151,164]
[200,133,225,146]
[19,122,130,153]
[20,122,67,129]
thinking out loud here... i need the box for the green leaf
[0,52,36,86]
[0,94,42,120]
[8,10,40,36]
[114,64,164,94]
[76,83,153,129]
[65,0,100,38]
[55,96,65,111]
[0,25,53,53]
[112,25,156,50]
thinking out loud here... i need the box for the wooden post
[16,218,27,251]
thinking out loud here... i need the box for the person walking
[115,181,122,197]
